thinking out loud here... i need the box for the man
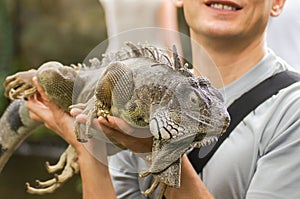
[27,0,300,198]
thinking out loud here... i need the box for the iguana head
[146,70,230,185]
[149,75,229,144]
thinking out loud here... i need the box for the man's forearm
[77,146,116,199]
[164,155,214,199]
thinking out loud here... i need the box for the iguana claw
[25,145,79,195]
[3,69,37,100]
[141,177,167,199]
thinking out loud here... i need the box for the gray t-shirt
[204,50,300,199]
[109,50,300,199]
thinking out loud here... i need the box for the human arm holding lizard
[26,73,214,199]
[26,77,116,199]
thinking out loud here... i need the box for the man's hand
[26,77,78,147]
[70,110,153,154]
[98,116,153,153]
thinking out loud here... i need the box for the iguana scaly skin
[1,42,230,198]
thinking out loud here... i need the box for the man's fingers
[100,123,153,153]
[72,113,153,153]
[28,111,42,122]
[26,94,48,110]
[26,94,51,122]
[74,114,104,132]
[74,114,88,123]
[70,108,83,117]
[98,116,135,134]
[32,77,63,113]
[98,116,152,138]
[97,116,153,153]
[32,77,50,103]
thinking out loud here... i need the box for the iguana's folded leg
[25,145,79,195]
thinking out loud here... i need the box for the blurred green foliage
[0,0,107,115]
[0,0,13,114]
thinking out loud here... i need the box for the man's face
[183,0,274,41]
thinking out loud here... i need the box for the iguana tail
[0,99,41,172]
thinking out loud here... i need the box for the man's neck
[191,31,267,87]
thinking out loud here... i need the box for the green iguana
[1,42,230,198]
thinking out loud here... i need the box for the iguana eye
[189,92,199,104]
[189,90,210,108]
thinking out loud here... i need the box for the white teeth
[211,3,237,11]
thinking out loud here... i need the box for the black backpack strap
[188,71,300,174]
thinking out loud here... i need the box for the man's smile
[205,1,242,11]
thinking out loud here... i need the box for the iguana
[1,42,230,198]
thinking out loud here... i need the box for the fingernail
[99,116,109,123]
